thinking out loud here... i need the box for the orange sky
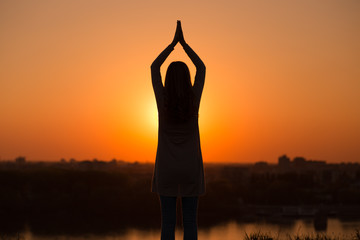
[1,0,359,163]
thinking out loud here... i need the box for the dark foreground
[1,159,360,235]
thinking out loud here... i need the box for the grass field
[244,229,360,240]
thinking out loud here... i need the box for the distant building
[278,155,290,167]
[293,156,306,167]
[15,156,26,164]
[254,161,268,169]
[307,160,326,168]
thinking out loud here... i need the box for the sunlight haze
[1,0,359,163]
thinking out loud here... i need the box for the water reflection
[5,218,359,240]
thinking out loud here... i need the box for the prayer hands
[171,20,186,46]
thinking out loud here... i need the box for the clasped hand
[171,20,186,46]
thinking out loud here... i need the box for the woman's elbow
[199,64,206,74]
[151,62,160,71]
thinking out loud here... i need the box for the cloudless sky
[1,0,359,163]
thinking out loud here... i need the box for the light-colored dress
[151,43,206,197]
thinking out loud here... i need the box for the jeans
[160,195,198,240]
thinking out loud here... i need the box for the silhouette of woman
[151,21,206,240]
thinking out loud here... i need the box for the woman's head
[164,61,195,122]
[165,61,191,93]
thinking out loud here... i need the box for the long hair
[164,61,195,123]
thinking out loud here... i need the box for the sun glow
[1,1,359,163]
[144,99,159,137]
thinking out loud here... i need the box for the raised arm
[150,43,175,72]
[151,23,180,106]
[177,21,206,98]
[150,43,175,99]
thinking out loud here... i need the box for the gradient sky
[1,0,359,163]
